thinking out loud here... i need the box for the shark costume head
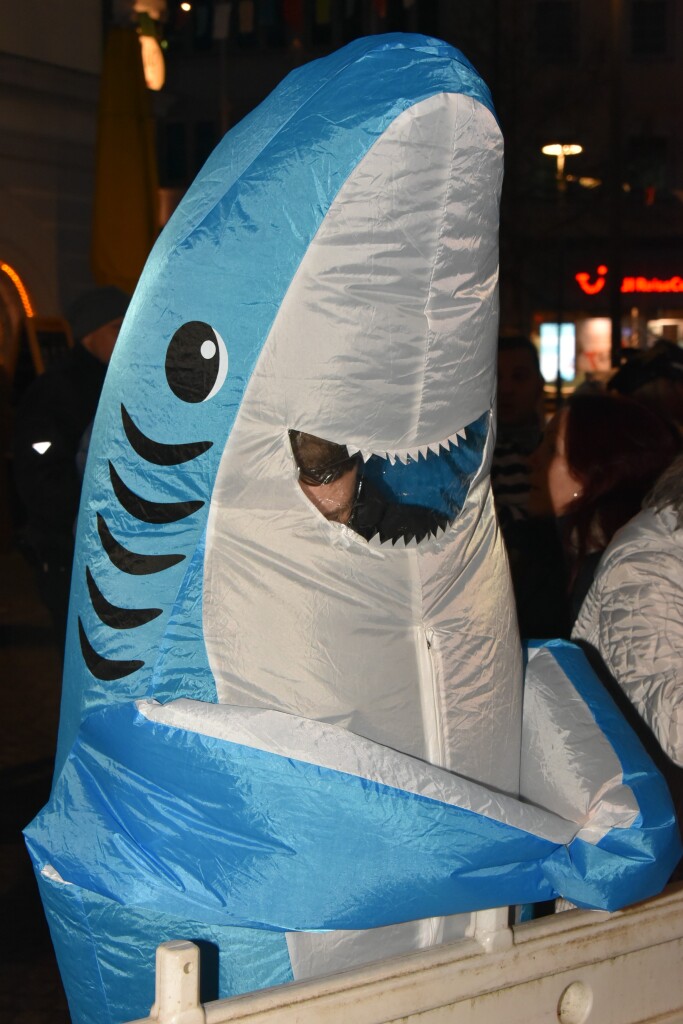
[57,31,521,787]
[26,33,681,1024]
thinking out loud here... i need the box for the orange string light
[0,261,35,317]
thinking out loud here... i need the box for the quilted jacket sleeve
[573,509,683,768]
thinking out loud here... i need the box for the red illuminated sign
[621,276,683,293]
[576,266,683,295]
[575,265,608,295]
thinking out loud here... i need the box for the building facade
[1,0,681,389]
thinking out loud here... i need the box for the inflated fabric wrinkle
[86,566,162,630]
[91,733,298,879]
[171,44,426,273]
[414,100,460,437]
[61,757,150,868]
[137,700,575,844]
[77,612,145,679]
[120,405,209,467]
[219,527,368,604]
[77,888,114,1024]
[109,459,205,514]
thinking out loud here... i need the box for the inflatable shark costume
[25,34,680,1024]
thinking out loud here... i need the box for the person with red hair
[527,391,680,628]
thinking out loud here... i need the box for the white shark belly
[204,422,427,757]
[205,420,521,784]
[203,86,521,976]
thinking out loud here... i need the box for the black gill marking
[109,462,204,524]
[78,618,144,680]
[97,514,185,575]
[121,404,213,466]
[86,566,162,630]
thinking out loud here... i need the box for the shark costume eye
[165,321,228,403]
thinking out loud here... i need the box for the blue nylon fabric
[28,702,559,932]
[26,668,678,936]
[529,641,682,905]
[35,866,292,1024]
[150,530,218,704]
[362,410,489,514]
[538,640,675,826]
[548,830,677,912]
[56,33,494,775]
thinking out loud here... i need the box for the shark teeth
[350,427,468,464]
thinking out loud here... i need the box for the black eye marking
[97,514,185,575]
[86,567,162,630]
[121,405,213,465]
[165,321,228,403]
[78,618,144,680]
[109,463,204,524]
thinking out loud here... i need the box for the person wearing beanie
[12,287,130,650]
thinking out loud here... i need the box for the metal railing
[128,886,683,1024]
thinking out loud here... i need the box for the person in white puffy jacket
[573,454,683,769]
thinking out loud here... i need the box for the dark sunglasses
[298,454,359,487]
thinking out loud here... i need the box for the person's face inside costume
[290,430,359,524]
[497,346,544,428]
[300,465,358,524]
[529,409,583,517]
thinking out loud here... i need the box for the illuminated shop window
[647,319,682,344]
[539,322,576,383]
[576,318,612,376]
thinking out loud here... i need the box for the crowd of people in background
[492,334,683,866]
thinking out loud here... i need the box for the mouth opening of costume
[289,409,489,546]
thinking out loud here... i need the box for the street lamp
[541,143,583,190]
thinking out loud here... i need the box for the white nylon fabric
[522,648,639,844]
[285,915,475,982]
[203,93,521,786]
[202,91,520,978]
[136,698,576,845]
[265,94,501,449]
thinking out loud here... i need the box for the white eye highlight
[203,330,228,401]
[32,441,52,455]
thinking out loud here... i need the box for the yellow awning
[91,26,159,295]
